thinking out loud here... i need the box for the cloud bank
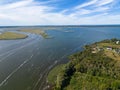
[0,0,120,25]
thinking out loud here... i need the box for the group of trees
[99,38,119,44]
[54,39,120,90]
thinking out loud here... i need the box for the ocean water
[0,26,120,90]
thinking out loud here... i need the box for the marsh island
[0,32,28,40]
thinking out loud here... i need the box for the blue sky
[0,0,120,26]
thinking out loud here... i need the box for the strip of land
[0,32,28,40]
[47,64,65,85]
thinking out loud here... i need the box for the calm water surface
[0,26,120,90]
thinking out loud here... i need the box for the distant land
[0,29,50,40]
[0,25,120,28]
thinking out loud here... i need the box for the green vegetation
[97,39,120,60]
[67,72,120,90]
[48,38,120,90]
[20,30,50,39]
[47,65,65,85]
[0,32,27,40]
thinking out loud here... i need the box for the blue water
[0,26,120,90]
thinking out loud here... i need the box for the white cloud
[75,0,114,10]
[0,13,22,21]
[75,0,97,9]
[0,0,33,10]
[0,0,54,22]
[66,0,114,18]
[69,6,109,17]
[96,0,114,6]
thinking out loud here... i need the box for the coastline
[47,38,120,90]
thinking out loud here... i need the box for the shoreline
[47,38,120,90]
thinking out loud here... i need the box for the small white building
[116,41,120,44]
[106,47,112,50]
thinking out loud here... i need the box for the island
[0,32,28,40]
[48,38,120,90]
[20,29,50,39]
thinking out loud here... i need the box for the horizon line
[0,24,120,27]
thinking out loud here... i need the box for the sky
[0,0,120,26]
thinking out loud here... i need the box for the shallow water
[0,26,120,90]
